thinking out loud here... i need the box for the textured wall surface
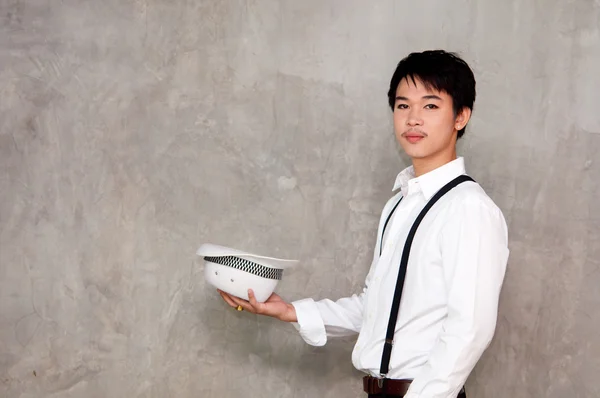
[1,1,599,397]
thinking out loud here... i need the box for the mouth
[402,131,426,144]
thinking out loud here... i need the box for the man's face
[393,77,468,165]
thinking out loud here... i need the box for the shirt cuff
[290,298,327,346]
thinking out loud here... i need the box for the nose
[406,109,423,126]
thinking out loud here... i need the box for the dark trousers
[368,390,466,398]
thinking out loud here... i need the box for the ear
[454,107,472,131]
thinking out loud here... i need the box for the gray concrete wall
[1,1,599,397]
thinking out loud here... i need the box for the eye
[396,104,408,110]
[424,104,438,109]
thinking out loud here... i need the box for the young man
[219,50,509,398]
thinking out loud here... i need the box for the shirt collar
[392,157,467,200]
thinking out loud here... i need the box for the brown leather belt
[363,376,411,396]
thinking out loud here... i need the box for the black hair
[387,50,476,138]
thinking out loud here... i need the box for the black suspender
[378,175,475,380]
[379,196,403,256]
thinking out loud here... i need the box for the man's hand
[218,289,298,323]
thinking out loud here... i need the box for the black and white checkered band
[204,256,283,280]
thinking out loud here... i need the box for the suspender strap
[380,196,403,256]
[379,174,475,377]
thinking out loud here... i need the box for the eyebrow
[395,95,442,101]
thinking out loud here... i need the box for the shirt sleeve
[290,265,374,346]
[290,192,403,347]
[405,200,510,398]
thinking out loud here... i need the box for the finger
[247,289,259,308]
[246,289,261,313]
[228,294,255,313]
[249,289,268,312]
[217,289,233,305]
[220,291,252,312]
[218,290,238,308]
[220,289,247,305]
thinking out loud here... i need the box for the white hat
[197,243,298,303]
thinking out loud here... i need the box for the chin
[399,145,428,159]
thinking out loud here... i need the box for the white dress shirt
[292,157,509,398]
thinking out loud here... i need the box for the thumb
[247,289,262,311]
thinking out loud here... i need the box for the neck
[412,148,457,177]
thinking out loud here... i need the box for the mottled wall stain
[1,1,599,397]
